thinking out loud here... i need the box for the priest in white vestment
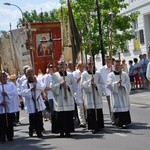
[20,68,46,138]
[51,60,77,137]
[0,71,18,142]
[107,60,131,128]
[81,61,105,134]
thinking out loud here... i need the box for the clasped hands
[2,91,8,97]
[117,79,123,87]
[91,77,96,88]
[0,100,7,107]
[31,83,36,92]
[60,80,68,89]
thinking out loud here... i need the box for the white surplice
[0,81,18,114]
[20,80,46,114]
[73,69,84,104]
[81,71,105,109]
[100,65,113,96]
[51,71,77,112]
[106,71,131,112]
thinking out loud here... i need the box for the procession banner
[30,22,62,74]
[10,28,32,73]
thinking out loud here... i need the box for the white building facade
[121,0,150,59]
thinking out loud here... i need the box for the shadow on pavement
[129,122,150,130]
[0,136,55,150]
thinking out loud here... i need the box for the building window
[134,31,139,39]
[139,29,144,44]
[132,20,138,30]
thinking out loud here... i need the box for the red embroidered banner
[29,22,62,75]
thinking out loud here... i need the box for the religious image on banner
[36,33,52,57]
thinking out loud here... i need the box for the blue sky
[0,0,61,31]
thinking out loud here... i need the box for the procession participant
[73,62,86,128]
[67,61,79,122]
[138,54,145,89]
[0,71,18,143]
[81,60,105,134]
[142,54,149,89]
[67,61,74,72]
[100,55,114,124]
[16,65,30,110]
[107,60,131,128]
[20,67,46,138]
[37,69,43,83]
[133,58,141,89]
[42,63,54,122]
[128,60,135,90]
[8,74,21,126]
[146,61,150,82]
[51,59,77,137]
[121,59,129,74]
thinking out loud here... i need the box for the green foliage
[20,9,61,23]
[19,0,139,56]
[71,0,139,55]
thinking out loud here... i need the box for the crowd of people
[125,54,149,90]
[0,54,150,144]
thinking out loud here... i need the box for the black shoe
[111,122,115,125]
[13,122,17,126]
[37,133,43,138]
[0,139,6,144]
[8,139,13,142]
[92,130,98,134]
[65,132,71,137]
[29,131,33,137]
[16,121,22,125]
[0,141,5,144]
[60,133,64,138]
[122,125,128,129]
[80,124,86,128]
[118,125,128,129]
[42,127,45,132]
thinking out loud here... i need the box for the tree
[19,9,61,23]
[71,0,139,56]
[18,0,139,57]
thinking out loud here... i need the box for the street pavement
[129,89,150,107]
[0,89,150,150]
[102,88,150,107]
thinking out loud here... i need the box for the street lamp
[4,2,24,27]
